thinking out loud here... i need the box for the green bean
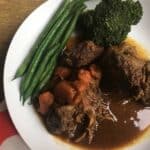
[14,0,70,79]
[34,6,86,94]
[22,44,59,103]
[16,0,83,80]
[32,53,58,98]
[19,1,87,103]
[20,5,74,94]
[61,5,86,47]
[21,1,84,94]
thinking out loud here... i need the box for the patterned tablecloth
[0,101,29,150]
[0,1,44,149]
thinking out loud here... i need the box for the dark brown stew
[56,38,150,149]
[58,88,150,150]
[36,37,150,150]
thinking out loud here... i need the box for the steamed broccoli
[80,0,143,46]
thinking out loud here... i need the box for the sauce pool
[56,37,150,150]
[81,92,150,149]
[59,91,150,150]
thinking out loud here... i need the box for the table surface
[0,0,45,101]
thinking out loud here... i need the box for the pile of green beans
[14,0,86,104]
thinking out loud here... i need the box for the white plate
[3,0,150,150]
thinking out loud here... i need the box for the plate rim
[3,1,56,149]
[3,0,150,150]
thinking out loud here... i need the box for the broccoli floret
[80,0,143,46]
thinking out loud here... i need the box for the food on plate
[79,0,143,46]
[101,41,150,105]
[38,91,54,115]
[14,0,87,103]
[61,41,104,68]
[40,64,115,144]
[14,0,150,149]
[36,38,150,147]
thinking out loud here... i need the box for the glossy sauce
[58,90,150,150]
[80,91,150,149]
[57,38,150,149]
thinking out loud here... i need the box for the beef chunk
[101,42,150,105]
[62,41,104,68]
[46,105,86,138]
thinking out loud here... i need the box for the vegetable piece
[54,81,76,105]
[20,5,74,94]
[79,0,143,46]
[61,6,86,47]
[16,0,86,104]
[32,53,58,99]
[22,44,60,101]
[21,12,72,95]
[73,80,87,93]
[54,66,71,80]
[14,0,70,79]
[78,69,92,85]
[33,5,86,96]
[38,91,54,115]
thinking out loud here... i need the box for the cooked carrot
[54,81,76,104]
[89,64,102,80]
[38,92,54,115]
[54,66,71,79]
[73,80,87,92]
[53,65,101,106]
[78,69,92,84]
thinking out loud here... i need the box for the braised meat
[61,41,104,68]
[45,65,115,143]
[46,105,90,141]
[140,62,150,105]
[101,42,150,105]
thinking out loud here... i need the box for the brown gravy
[58,90,150,150]
[57,38,150,150]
